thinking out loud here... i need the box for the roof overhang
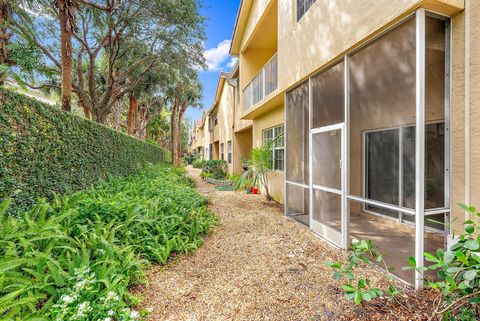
[208,73,228,115]
[230,0,253,55]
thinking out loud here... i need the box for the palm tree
[235,140,274,201]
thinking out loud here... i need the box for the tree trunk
[56,0,77,112]
[136,105,148,139]
[109,99,121,130]
[127,94,138,135]
[79,99,92,120]
[171,96,179,166]
[0,0,14,85]
[176,101,187,165]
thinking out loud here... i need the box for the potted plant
[245,179,252,194]
[235,140,274,201]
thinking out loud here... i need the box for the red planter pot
[252,187,259,194]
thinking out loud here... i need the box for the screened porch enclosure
[285,10,450,288]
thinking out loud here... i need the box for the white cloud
[226,57,238,69]
[204,40,232,72]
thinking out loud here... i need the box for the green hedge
[0,88,171,213]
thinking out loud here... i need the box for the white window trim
[263,124,284,172]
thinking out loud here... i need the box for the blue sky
[186,0,240,123]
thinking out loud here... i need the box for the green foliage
[0,163,216,320]
[184,154,197,165]
[235,141,273,200]
[195,160,227,180]
[192,159,206,169]
[404,204,480,320]
[0,89,170,214]
[326,239,401,305]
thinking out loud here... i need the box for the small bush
[327,203,480,320]
[192,159,205,169]
[0,164,216,320]
[201,160,228,180]
[184,154,197,165]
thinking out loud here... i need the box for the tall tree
[7,0,205,126]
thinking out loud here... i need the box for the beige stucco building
[192,0,479,289]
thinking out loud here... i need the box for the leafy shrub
[0,89,170,214]
[405,204,480,320]
[200,160,227,180]
[327,203,480,320]
[0,164,216,320]
[235,141,273,200]
[184,154,197,165]
[192,159,205,169]
[326,239,400,305]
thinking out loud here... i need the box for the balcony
[243,53,278,112]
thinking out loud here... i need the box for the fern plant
[0,164,216,320]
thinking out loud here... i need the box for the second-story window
[214,113,218,126]
[221,143,225,160]
[297,0,316,22]
[263,124,284,171]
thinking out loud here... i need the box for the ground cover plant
[328,203,480,320]
[0,164,216,320]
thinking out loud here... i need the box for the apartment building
[190,66,254,174]
[224,0,480,289]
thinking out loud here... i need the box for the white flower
[61,295,75,304]
[104,318,112,321]
[108,310,115,316]
[130,310,140,319]
[106,291,120,301]
[76,301,92,317]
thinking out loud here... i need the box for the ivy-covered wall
[0,88,171,213]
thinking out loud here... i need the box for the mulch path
[136,167,436,320]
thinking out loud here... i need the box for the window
[364,123,445,217]
[221,143,225,161]
[214,113,218,126]
[227,141,232,164]
[296,0,316,22]
[208,116,213,132]
[263,125,284,171]
[209,143,213,160]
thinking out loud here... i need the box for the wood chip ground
[136,167,436,321]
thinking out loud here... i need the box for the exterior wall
[204,116,212,160]
[450,0,480,232]
[277,0,463,92]
[216,81,235,173]
[240,0,272,51]
[252,104,284,202]
[233,127,253,173]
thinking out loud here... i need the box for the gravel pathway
[138,167,416,321]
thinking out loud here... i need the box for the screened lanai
[285,9,450,288]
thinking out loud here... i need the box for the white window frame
[362,121,447,233]
[263,124,284,172]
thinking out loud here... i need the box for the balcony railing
[243,53,278,112]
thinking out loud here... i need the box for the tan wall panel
[469,0,480,215]
[253,105,285,202]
